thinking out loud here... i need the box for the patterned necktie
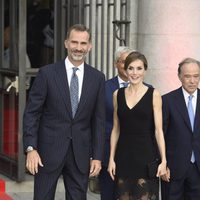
[121,82,129,88]
[187,95,195,162]
[70,67,79,118]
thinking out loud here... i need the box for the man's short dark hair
[66,24,91,42]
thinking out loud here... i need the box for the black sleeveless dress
[115,87,159,200]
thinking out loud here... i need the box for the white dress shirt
[182,87,197,115]
[65,57,84,101]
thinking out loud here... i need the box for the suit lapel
[194,89,200,136]
[54,61,72,117]
[174,88,191,131]
[75,64,93,118]
[111,76,120,91]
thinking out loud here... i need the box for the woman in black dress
[108,51,170,200]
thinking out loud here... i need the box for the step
[0,174,100,200]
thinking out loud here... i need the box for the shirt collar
[65,57,84,72]
[117,76,129,85]
[182,87,197,100]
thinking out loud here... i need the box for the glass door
[0,0,71,181]
[0,0,27,181]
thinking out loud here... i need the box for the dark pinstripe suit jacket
[23,60,105,173]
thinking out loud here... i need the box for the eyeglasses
[117,60,125,64]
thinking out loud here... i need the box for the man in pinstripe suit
[23,24,105,200]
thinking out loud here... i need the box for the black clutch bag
[147,158,160,179]
[88,176,100,194]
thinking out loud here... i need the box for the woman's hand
[161,167,170,182]
[107,159,116,180]
[156,161,167,178]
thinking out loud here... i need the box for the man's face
[178,63,200,94]
[64,30,92,65]
[115,52,130,81]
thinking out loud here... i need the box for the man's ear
[88,43,92,52]
[124,70,128,77]
[64,40,68,49]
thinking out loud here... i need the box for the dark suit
[99,76,119,200]
[162,87,200,200]
[23,60,105,200]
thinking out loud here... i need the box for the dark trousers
[162,162,200,200]
[34,143,89,200]
[99,166,116,200]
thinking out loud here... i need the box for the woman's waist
[119,130,154,136]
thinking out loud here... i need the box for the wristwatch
[26,146,34,153]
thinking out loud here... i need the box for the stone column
[127,0,139,50]
[137,0,200,94]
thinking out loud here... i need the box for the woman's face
[126,59,146,85]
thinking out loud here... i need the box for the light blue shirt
[117,76,129,88]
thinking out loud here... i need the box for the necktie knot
[72,67,78,74]
[121,82,129,88]
[188,95,193,101]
